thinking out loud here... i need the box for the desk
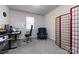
[7,31,21,50]
[0,31,21,51]
[7,31,21,40]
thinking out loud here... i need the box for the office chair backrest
[29,25,33,36]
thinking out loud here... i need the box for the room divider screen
[60,13,70,52]
[70,5,79,54]
[55,5,79,54]
[55,16,61,47]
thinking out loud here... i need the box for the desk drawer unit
[0,35,9,51]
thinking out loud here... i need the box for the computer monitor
[4,25,10,32]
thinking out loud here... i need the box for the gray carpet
[6,39,69,54]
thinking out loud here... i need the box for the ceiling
[8,5,59,16]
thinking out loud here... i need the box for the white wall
[45,5,75,40]
[8,5,76,40]
[0,5,9,26]
[9,10,45,39]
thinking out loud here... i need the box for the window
[26,16,34,29]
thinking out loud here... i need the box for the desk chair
[25,25,33,43]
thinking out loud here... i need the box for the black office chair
[25,25,33,43]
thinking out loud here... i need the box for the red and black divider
[55,16,61,47]
[70,5,79,54]
[60,13,71,52]
[55,13,71,53]
[55,5,79,54]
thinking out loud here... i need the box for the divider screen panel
[61,13,70,52]
[71,6,79,54]
[55,16,61,47]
